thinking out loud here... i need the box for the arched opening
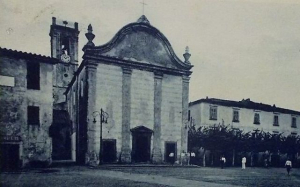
[49,110,72,160]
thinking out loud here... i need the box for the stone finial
[185,46,189,53]
[183,46,191,64]
[83,24,95,51]
[88,24,93,33]
[137,15,150,24]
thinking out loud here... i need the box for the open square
[1,166,300,187]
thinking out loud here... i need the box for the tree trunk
[232,149,235,166]
[211,152,214,166]
[203,150,206,167]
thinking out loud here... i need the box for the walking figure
[220,156,226,169]
[242,157,246,169]
[285,159,292,176]
[169,152,175,166]
[264,158,268,168]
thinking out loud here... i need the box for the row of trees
[188,123,300,167]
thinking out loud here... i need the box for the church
[0,15,193,169]
[66,15,193,164]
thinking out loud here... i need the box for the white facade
[189,98,300,136]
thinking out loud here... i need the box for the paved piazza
[1,166,300,187]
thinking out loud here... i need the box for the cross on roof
[140,0,147,15]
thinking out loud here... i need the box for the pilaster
[121,67,132,163]
[181,75,190,153]
[85,61,98,165]
[152,71,163,163]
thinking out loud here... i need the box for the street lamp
[251,128,260,167]
[93,109,109,165]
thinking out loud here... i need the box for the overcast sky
[1,0,300,111]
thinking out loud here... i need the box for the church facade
[0,15,192,169]
[66,15,193,164]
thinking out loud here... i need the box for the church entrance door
[102,139,116,163]
[131,126,153,163]
[0,144,19,171]
[165,142,176,163]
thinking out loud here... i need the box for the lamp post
[251,128,260,167]
[93,109,109,165]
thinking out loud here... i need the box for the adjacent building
[189,98,300,136]
[0,48,58,170]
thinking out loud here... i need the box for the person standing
[190,152,196,165]
[169,152,175,166]
[220,156,226,169]
[264,158,268,168]
[242,157,246,169]
[285,159,292,176]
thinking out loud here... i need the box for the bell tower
[50,17,79,63]
[50,17,80,109]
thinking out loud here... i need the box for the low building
[0,48,58,170]
[0,18,79,170]
[189,98,300,136]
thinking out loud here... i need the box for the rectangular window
[292,117,297,128]
[27,62,40,90]
[291,132,297,137]
[27,106,39,125]
[273,115,279,126]
[254,113,260,124]
[209,106,217,120]
[232,110,239,122]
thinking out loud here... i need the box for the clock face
[61,54,71,63]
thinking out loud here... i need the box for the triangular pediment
[131,126,153,133]
[85,16,192,71]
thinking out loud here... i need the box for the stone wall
[66,65,87,163]
[130,69,154,138]
[94,63,123,161]
[53,62,77,108]
[0,56,54,167]
[85,62,186,163]
[161,74,183,161]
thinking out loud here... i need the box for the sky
[1,0,300,111]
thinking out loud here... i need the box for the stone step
[50,160,77,167]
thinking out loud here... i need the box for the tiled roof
[189,98,300,115]
[0,47,58,64]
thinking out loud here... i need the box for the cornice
[83,54,192,76]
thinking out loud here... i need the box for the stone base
[121,148,131,163]
[86,151,99,166]
[152,149,162,164]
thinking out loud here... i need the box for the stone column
[85,61,98,165]
[181,75,190,153]
[152,72,163,163]
[121,67,132,163]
